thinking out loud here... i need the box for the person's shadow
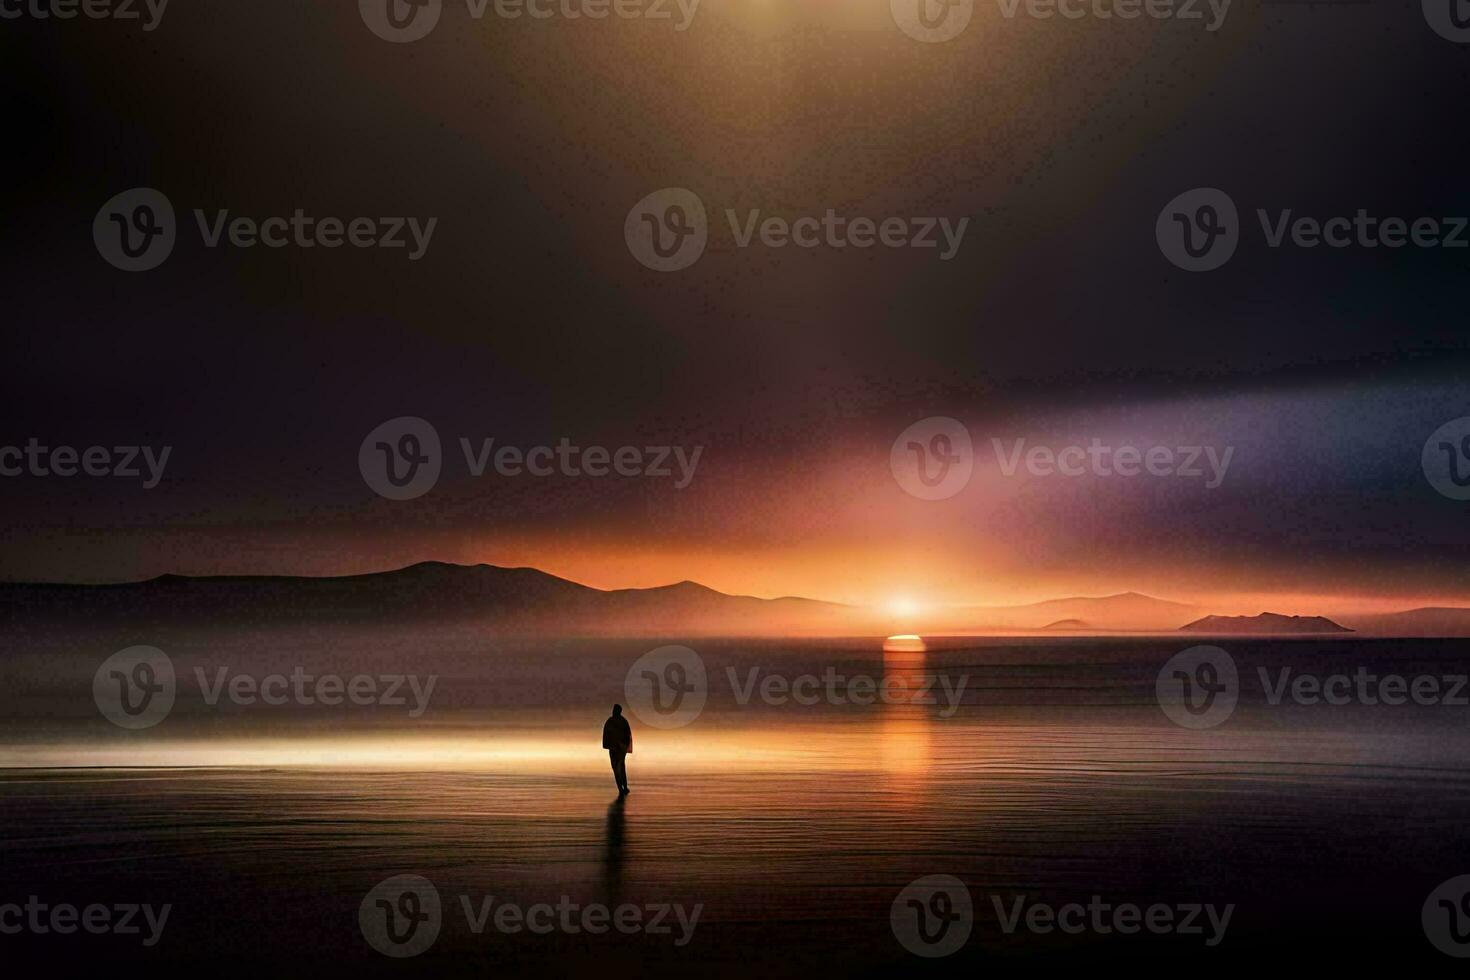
[602,795,627,904]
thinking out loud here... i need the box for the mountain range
[2,561,1469,637]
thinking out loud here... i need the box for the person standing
[602,704,633,794]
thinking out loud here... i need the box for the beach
[3,635,1469,971]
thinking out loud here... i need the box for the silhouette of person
[602,704,632,794]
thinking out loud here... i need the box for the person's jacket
[602,715,633,753]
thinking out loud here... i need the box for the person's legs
[612,751,628,791]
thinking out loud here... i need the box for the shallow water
[3,635,1470,972]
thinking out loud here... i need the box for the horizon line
[3,558,1467,618]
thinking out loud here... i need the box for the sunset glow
[885,597,922,618]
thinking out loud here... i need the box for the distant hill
[1042,619,1090,630]
[1337,608,1470,637]
[1180,612,1352,634]
[0,561,864,637]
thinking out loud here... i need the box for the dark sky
[2,2,1468,606]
